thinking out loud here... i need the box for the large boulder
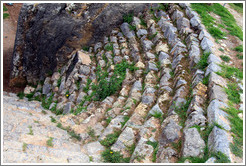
[10,3,150,86]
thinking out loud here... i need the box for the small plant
[148,32,158,40]
[50,116,57,123]
[100,131,120,147]
[105,43,114,51]
[82,46,90,51]
[28,125,33,135]
[56,122,63,129]
[34,120,39,123]
[151,111,163,122]
[3,13,9,19]
[219,47,224,52]
[68,130,81,141]
[123,13,134,24]
[202,75,209,86]
[146,141,159,162]
[196,52,210,70]
[46,137,54,147]
[89,156,94,162]
[133,152,145,162]
[129,25,136,31]
[120,116,130,128]
[220,55,230,62]
[22,143,27,152]
[17,92,25,99]
[57,77,62,87]
[236,54,243,59]
[106,117,112,125]
[169,71,175,78]
[140,17,147,27]
[234,45,243,52]
[225,83,241,104]
[41,110,47,115]
[101,148,130,163]
[87,127,97,141]
[132,98,137,105]
[216,64,243,80]
[65,90,70,98]
[3,5,8,11]
[41,94,54,110]
[83,78,92,93]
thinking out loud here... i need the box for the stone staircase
[3,3,243,163]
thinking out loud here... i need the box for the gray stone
[146,52,156,60]
[83,141,105,162]
[176,17,190,30]
[189,45,200,65]
[98,60,106,68]
[137,29,148,38]
[132,16,141,26]
[147,62,158,72]
[182,128,205,157]
[160,119,181,146]
[185,7,199,19]
[160,73,171,87]
[205,62,221,77]
[207,54,222,64]
[94,42,102,52]
[157,10,168,18]
[209,84,228,103]
[149,103,163,116]
[63,102,72,114]
[79,65,90,75]
[185,110,206,128]
[142,87,156,105]
[156,146,177,163]
[113,56,123,64]
[205,157,217,163]
[201,37,214,53]
[208,126,232,161]
[149,24,157,36]
[120,23,135,39]
[209,72,227,89]
[171,10,184,21]
[175,78,187,88]
[42,82,52,95]
[172,54,184,69]
[110,36,117,43]
[190,16,200,27]
[207,99,230,130]
[179,3,190,8]
[159,51,170,62]
[68,92,76,103]
[142,39,154,52]
[199,29,211,41]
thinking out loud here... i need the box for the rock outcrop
[10,3,150,86]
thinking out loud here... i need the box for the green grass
[236,54,243,59]
[150,111,163,122]
[234,45,243,52]
[50,116,57,123]
[202,75,209,86]
[120,116,130,128]
[17,92,25,99]
[82,46,90,51]
[123,13,134,24]
[26,92,35,101]
[92,60,138,101]
[228,3,243,14]
[83,78,92,93]
[28,125,33,135]
[100,131,120,147]
[219,48,224,52]
[3,5,8,11]
[225,83,242,104]
[101,148,130,163]
[148,32,158,40]
[105,43,114,51]
[220,55,231,62]
[87,127,97,141]
[57,77,62,87]
[3,13,9,19]
[46,137,54,147]
[68,130,81,141]
[208,27,226,39]
[216,64,243,80]
[146,141,158,162]
[41,94,54,110]
[22,143,27,152]
[41,110,47,114]
[196,52,210,70]
[106,117,112,125]
[191,3,243,40]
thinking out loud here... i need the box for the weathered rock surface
[11,3,150,85]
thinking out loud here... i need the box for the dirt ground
[3,3,23,93]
